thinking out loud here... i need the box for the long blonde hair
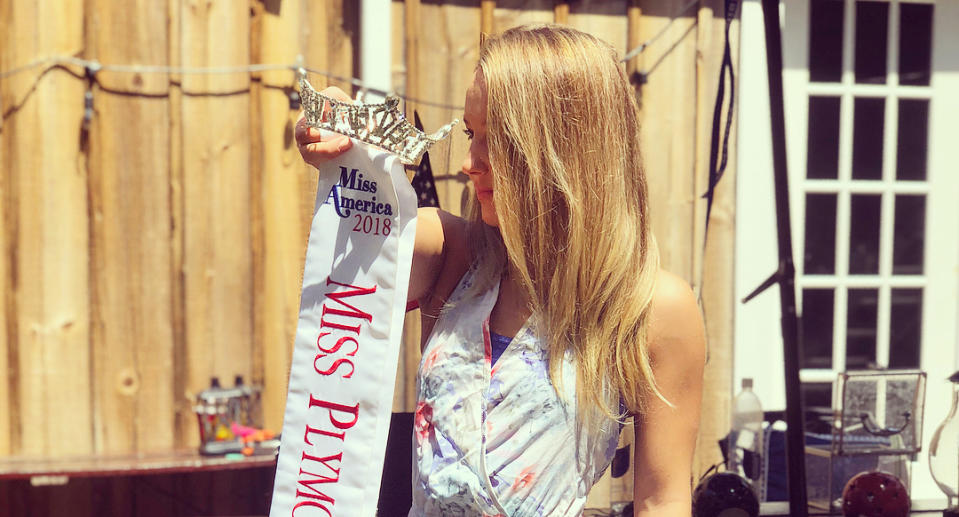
[469,24,664,421]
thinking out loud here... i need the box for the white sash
[270,139,417,517]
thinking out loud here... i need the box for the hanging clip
[294,54,306,83]
[82,61,101,131]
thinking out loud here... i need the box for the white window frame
[735,0,959,500]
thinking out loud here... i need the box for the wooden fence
[1,0,737,500]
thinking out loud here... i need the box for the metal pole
[759,0,808,514]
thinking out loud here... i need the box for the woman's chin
[480,211,499,228]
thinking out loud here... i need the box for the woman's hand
[294,86,354,168]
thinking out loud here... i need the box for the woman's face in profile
[461,71,497,227]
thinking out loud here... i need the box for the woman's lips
[476,188,494,201]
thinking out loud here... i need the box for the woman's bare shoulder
[414,207,470,262]
[647,270,706,367]
[409,207,471,303]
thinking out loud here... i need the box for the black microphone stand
[740,1,809,515]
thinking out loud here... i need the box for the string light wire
[620,0,700,64]
[1,0,701,110]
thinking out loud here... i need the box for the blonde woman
[296,24,705,517]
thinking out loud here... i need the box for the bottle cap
[742,378,753,389]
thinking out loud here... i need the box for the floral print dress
[409,268,622,516]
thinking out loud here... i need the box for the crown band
[299,77,458,166]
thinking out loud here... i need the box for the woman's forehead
[463,72,487,124]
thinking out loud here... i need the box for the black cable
[702,0,740,239]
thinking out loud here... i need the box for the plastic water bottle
[728,378,764,498]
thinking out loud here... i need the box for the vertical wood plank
[1,0,93,456]
[249,0,268,432]
[493,0,553,33]
[554,1,570,24]
[0,171,7,458]
[693,0,737,477]
[0,0,10,456]
[180,0,253,446]
[0,0,11,456]
[567,2,628,65]
[86,0,176,455]
[253,0,314,433]
[169,0,191,449]
[308,0,357,93]
[405,0,422,117]
[481,0,495,34]
[626,0,643,81]
[415,4,478,216]
[638,0,699,280]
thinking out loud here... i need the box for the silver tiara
[299,77,458,166]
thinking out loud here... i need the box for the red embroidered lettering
[303,424,344,445]
[308,395,359,429]
[319,278,376,333]
[313,355,355,378]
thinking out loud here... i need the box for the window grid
[798,0,932,375]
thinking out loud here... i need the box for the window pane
[810,0,844,82]
[855,2,888,84]
[807,96,841,179]
[899,4,933,86]
[849,194,881,274]
[802,288,834,369]
[889,288,922,368]
[893,195,925,275]
[847,288,878,369]
[896,99,929,181]
[804,194,837,274]
[852,97,884,180]
[802,383,834,430]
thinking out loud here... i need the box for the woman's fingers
[319,86,352,103]
[294,86,356,167]
[294,114,322,146]
[296,124,353,168]
[299,135,352,156]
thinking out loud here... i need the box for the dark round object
[692,472,760,517]
[841,470,910,517]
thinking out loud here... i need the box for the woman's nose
[461,149,487,177]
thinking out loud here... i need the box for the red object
[841,471,910,517]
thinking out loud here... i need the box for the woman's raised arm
[293,91,465,313]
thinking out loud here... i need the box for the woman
[296,24,705,517]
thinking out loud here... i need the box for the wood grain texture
[2,0,93,457]
[493,0,553,33]
[637,0,699,281]
[626,0,643,80]
[311,0,357,93]
[0,0,11,458]
[253,0,314,434]
[86,0,176,455]
[481,0,495,34]
[554,1,570,24]
[692,0,737,477]
[414,3,478,216]
[168,0,191,451]
[405,0,422,116]
[249,0,268,435]
[179,0,253,447]
[567,0,627,50]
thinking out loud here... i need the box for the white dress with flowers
[409,267,621,517]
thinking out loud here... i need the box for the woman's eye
[463,128,474,140]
